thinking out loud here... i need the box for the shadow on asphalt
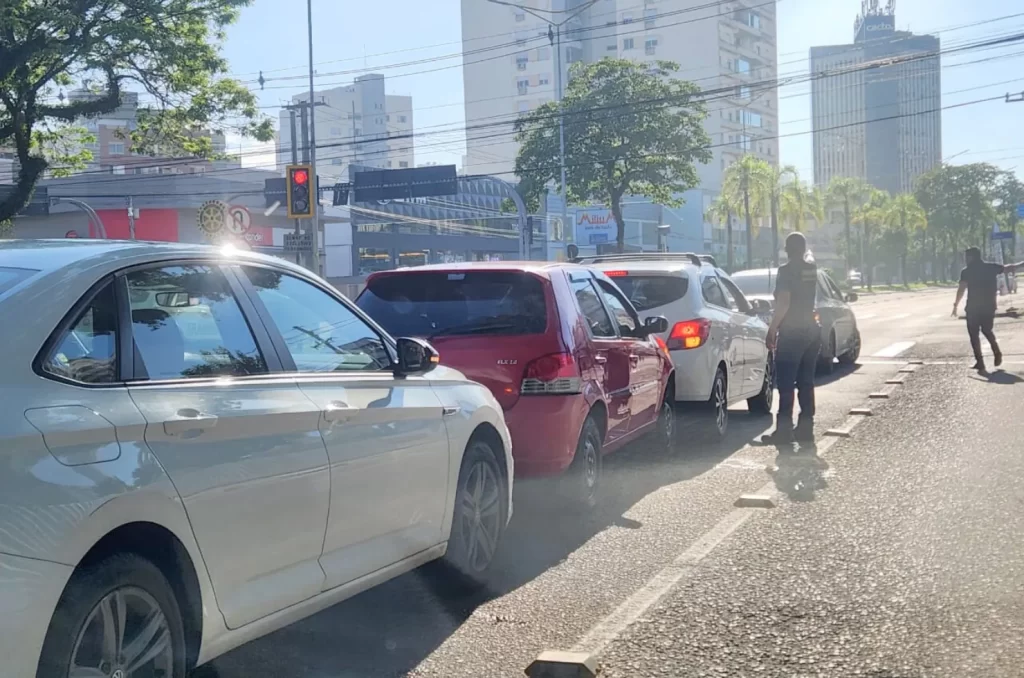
[194,366,862,677]
[970,369,1024,385]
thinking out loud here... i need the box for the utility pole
[284,104,302,265]
[126,195,136,240]
[487,0,599,253]
[306,0,321,276]
[285,98,325,270]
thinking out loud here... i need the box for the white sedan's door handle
[323,401,354,422]
[163,409,218,436]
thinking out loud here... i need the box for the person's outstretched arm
[952,280,967,317]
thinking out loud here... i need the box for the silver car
[0,240,513,678]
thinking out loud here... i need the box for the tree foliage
[0,0,274,221]
[513,58,712,251]
[722,154,771,268]
[826,176,871,273]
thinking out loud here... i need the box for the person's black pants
[966,309,999,364]
[775,328,821,425]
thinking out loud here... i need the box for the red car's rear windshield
[358,270,548,338]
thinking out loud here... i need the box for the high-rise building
[811,0,941,194]
[460,0,779,255]
[277,74,414,184]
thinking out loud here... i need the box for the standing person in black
[952,246,1024,371]
[761,232,821,445]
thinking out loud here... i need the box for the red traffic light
[292,169,309,185]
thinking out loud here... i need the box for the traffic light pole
[286,105,301,265]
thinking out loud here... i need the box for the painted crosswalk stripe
[889,312,911,321]
[872,341,917,358]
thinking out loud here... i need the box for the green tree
[852,188,890,290]
[513,59,712,252]
[707,193,738,270]
[762,164,800,267]
[826,177,871,274]
[881,193,927,287]
[780,180,824,235]
[1,0,274,222]
[722,154,772,268]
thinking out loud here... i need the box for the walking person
[760,232,822,445]
[952,246,1024,371]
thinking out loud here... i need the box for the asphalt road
[193,285,1024,678]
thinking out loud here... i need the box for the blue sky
[221,0,1024,181]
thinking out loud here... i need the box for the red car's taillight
[521,352,582,395]
[666,319,711,350]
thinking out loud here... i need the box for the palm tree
[852,188,890,290]
[826,176,871,275]
[763,165,800,266]
[723,155,772,268]
[780,179,824,235]
[882,193,927,287]
[707,194,738,270]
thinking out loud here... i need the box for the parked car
[847,269,863,287]
[356,261,676,507]
[0,240,513,678]
[580,253,774,440]
[732,266,861,374]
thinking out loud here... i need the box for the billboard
[575,208,618,245]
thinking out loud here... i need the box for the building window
[738,85,752,98]
[735,58,751,74]
[386,160,392,167]
[399,161,409,168]
[622,12,633,23]
[539,74,550,85]
[516,55,528,71]
[517,78,529,94]
[108,142,125,155]
[515,11,525,21]
[645,38,657,55]
[644,8,656,28]
[331,158,343,165]
[741,110,762,127]
[623,37,634,50]
[747,12,761,29]
[398,115,407,123]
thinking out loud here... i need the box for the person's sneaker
[994,350,1003,367]
[794,420,815,442]
[972,360,986,371]
[758,428,794,446]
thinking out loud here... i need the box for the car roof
[587,260,697,275]
[731,267,780,278]
[368,260,590,279]
[0,239,310,278]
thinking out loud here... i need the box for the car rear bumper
[0,551,73,676]
[671,346,718,401]
[503,395,589,477]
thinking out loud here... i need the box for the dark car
[731,267,861,373]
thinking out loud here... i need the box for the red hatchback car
[356,262,676,506]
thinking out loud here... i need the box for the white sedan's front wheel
[445,438,507,579]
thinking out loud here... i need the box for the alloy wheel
[714,375,728,434]
[456,453,503,574]
[658,398,675,449]
[763,359,775,409]
[69,586,173,678]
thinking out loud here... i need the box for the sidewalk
[594,363,1024,677]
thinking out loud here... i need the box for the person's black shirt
[959,260,1004,314]
[774,258,819,331]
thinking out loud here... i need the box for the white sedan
[0,239,513,678]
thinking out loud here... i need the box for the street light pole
[487,0,598,255]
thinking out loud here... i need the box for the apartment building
[460,0,778,255]
[276,73,414,183]
[811,0,941,194]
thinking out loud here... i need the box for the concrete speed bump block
[898,366,917,373]
[734,494,777,509]
[908,359,925,365]
[886,375,907,384]
[525,651,598,678]
[849,407,873,416]
[825,428,853,438]
[868,391,892,399]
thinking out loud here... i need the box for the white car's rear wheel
[37,554,187,678]
[702,368,729,439]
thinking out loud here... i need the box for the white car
[0,240,513,678]
[582,253,772,438]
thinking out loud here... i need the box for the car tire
[441,438,507,584]
[562,415,603,510]
[702,367,729,439]
[747,355,774,415]
[36,553,187,678]
[839,329,861,366]
[818,331,836,375]
[652,385,678,455]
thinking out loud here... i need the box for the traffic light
[286,164,314,218]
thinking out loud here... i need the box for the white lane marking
[930,313,946,319]
[856,313,878,321]
[889,312,911,321]
[872,341,916,358]
[571,411,865,660]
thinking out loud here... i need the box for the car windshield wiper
[427,319,518,340]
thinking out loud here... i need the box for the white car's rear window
[611,275,689,312]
